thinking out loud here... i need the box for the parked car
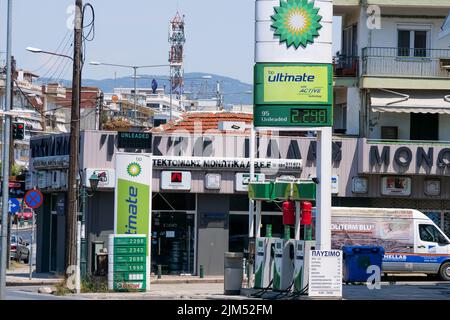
[10,235,30,263]
[21,207,34,220]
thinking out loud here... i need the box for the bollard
[199,265,204,278]
[157,265,162,279]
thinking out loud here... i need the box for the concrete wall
[197,194,230,276]
[369,112,411,140]
[439,115,450,141]
[347,87,361,135]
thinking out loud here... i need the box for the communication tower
[169,12,186,110]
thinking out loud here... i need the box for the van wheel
[439,262,450,281]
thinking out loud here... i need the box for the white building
[334,0,450,234]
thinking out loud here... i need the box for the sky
[0,0,341,84]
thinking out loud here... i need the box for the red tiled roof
[55,87,101,109]
[151,111,253,134]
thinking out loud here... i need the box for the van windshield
[419,224,449,244]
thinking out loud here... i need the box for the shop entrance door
[151,211,195,275]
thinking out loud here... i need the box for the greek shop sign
[152,156,303,171]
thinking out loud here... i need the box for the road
[5,286,78,300]
[5,281,450,300]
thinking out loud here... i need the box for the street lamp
[79,172,100,278]
[26,46,73,61]
[89,61,169,125]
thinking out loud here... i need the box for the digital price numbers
[290,108,328,125]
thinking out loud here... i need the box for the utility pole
[5,57,16,271]
[65,0,83,285]
[169,67,173,122]
[0,0,13,300]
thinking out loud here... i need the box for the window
[381,126,398,140]
[419,224,448,244]
[397,27,430,57]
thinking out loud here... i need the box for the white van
[329,207,450,281]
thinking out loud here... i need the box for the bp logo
[271,0,323,49]
[127,162,142,178]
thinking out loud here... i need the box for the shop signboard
[381,177,411,196]
[255,64,332,105]
[85,169,116,189]
[331,175,339,194]
[118,132,152,151]
[236,173,265,192]
[161,171,192,190]
[308,250,342,297]
[254,64,333,127]
[254,0,333,128]
[108,234,147,292]
[114,153,152,290]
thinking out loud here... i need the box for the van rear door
[414,221,449,273]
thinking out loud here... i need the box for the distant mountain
[39,73,253,105]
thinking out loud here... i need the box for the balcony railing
[362,47,450,78]
[333,55,359,77]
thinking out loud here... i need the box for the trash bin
[343,246,385,283]
[224,252,244,295]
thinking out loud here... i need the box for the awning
[370,90,450,114]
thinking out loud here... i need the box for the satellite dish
[439,10,450,40]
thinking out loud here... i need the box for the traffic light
[13,122,25,140]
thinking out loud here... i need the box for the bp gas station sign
[251,0,341,298]
[254,63,333,127]
[111,153,153,291]
[108,234,147,291]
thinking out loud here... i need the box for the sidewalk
[6,266,63,287]
[6,266,224,287]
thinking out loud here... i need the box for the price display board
[254,63,333,128]
[108,234,147,292]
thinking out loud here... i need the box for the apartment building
[334,0,450,235]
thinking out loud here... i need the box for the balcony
[362,47,450,79]
[333,55,359,87]
[333,55,359,77]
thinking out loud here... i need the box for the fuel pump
[292,201,316,294]
[292,240,315,294]
[254,237,276,289]
[272,202,296,292]
[254,226,276,289]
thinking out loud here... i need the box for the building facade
[29,0,450,277]
[334,0,450,235]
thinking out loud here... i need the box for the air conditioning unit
[218,121,246,132]
[439,58,450,70]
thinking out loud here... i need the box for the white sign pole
[248,126,256,239]
[316,127,332,250]
[147,153,153,291]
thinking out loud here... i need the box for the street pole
[169,67,173,122]
[65,0,83,286]
[133,67,138,122]
[80,187,87,277]
[0,0,13,300]
[29,206,35,280]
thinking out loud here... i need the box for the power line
[31,29,72,73]
[39,33,74,81]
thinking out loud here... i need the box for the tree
[102,118,132,132]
